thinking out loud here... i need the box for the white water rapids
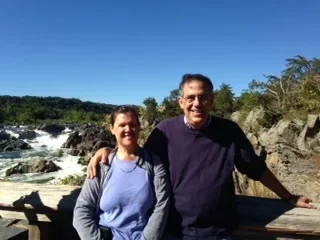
[0,128,86,184]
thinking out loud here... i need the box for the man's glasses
[181,94,212,104]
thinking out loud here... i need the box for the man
[88,74,315,240]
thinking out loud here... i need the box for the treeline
[140,55,320,126]
[0,96,116,124]
[1,55,319,126]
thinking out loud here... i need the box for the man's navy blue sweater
[144,115,267,239]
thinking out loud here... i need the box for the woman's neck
[117,145,139,161]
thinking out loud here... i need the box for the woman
[73,105,170,240]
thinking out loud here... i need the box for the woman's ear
[109,124,114,135]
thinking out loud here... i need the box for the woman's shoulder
[140,147,161,163]
[139,147,165,174]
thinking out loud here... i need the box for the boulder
[61,131,81,148]
[309,138,320,153]
[5,159,61,176]
[267,152,280,168]
[258,119,301,150]
[231,111,242,124]
[51,149,64,157]
[92,140,112,152]
[18,130,37,139]
[242,106,266,133]
[297,114,320,152]
[61,126,116,157]
[69,149,80,156]
[307,114,319,128]
[246,133,259,148]
[0,131,10,140]
[0,138,32,152]
[297,125,309,152]
[40,124,65,136]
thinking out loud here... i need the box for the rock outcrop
[0,131,32,152]
[297,114,320,153]
[242,106,266,133]
[61,126,116,164]
[18,130,37,140]
[39,124,65,136]
[5,159,61,176]
[234,113,320,202]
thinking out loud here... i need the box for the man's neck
[184,115,211,130]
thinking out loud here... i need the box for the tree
[0,108,4,123]
[159,89,183,119]
[284,56,320,112]
[141,97,158,123]
[234,91,263,111]
[249,74,299,112]
[0,95,116,124]
[17,110,35,124]
[212,83,234,118]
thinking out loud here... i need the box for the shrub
[59,175,86,186]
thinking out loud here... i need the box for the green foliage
[257,110,282,129]
[138,125,154,146]
[0,108,5,123]
[159,89,183,119]
[1,55,319,127]
[212,83,234,119]
[234,90,266,112]
[141,97,158,123]
[253,56,320,115]
[17,111,36,124]
[59,174,86,186]
[102,114,112,129]
[0,96,116,124]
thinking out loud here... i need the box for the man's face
[178,80,214,129]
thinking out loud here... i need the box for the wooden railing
[0,182,319,240]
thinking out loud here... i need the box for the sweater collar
[183,115,212,130]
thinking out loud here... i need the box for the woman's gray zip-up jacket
[73,147,170,240]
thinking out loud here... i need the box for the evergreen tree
[212,83,234,119]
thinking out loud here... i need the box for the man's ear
[178,97,184,109]
[210,94,215,105]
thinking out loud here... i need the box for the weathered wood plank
[0,182,319,237]
[236,196,320,236]
[0,209,53,222]
[232,229,320,240]
[0,182,81,212]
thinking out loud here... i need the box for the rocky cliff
[232,108,320,201]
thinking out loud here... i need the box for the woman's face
[110,112,140,149]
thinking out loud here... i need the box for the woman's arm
[142,154,170,240]
[73,173,103,240]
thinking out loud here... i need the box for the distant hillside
[0,95,117,124]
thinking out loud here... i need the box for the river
[0,127,85,183]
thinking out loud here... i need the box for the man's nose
[193,97,201,106]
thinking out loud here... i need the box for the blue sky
[1,1,319,105]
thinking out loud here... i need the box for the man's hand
[289,195,316,209]
[260,169,316,210]
[86,147,111,179]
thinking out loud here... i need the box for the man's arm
[259,168,316,209]
[232,121,316,209]
[87,123,168,178]
[87,147,113,178]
